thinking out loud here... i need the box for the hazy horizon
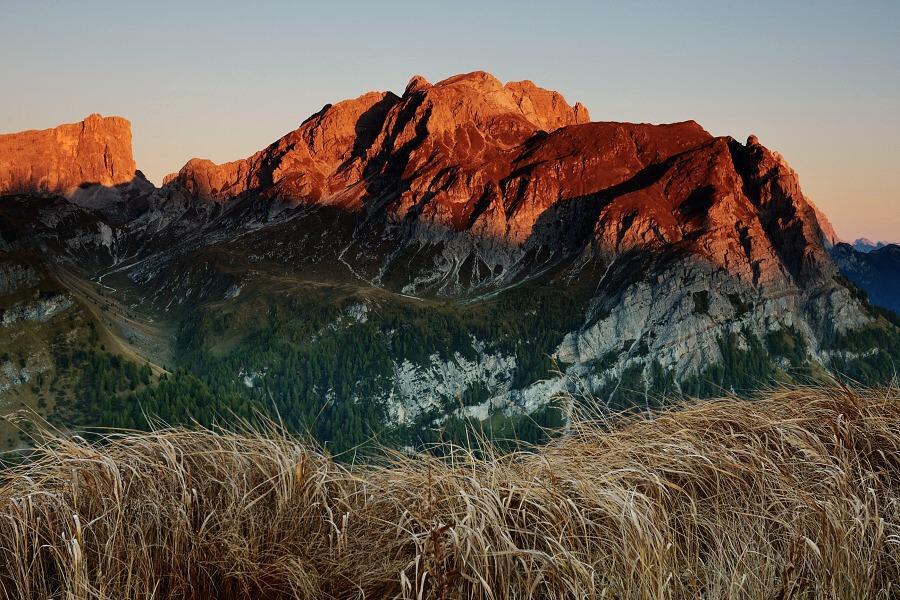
[2,0,897,241]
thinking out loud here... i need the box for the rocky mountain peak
[164,71,592,202]
[404,75,431,96]
[412,70,589,136]
[0,114,136,197]
[156,73,844,300]
[504,79,591,130]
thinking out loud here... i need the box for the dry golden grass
[1,385,899,599]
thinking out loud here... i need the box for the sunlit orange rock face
[164,71,591,203]
[0,114,136,196]
[166,71,835,288]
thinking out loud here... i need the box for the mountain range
[831,242,900,314]
[851,238,893,253]
[1,71,897,451]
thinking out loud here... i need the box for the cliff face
[0,114,136,197]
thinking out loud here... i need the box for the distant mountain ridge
[1,71,896,451]
[831,242,900,314]
[852,237,894,253]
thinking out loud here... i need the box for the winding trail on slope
[55,266,173,375]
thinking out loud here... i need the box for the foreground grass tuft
[2,385,899,599]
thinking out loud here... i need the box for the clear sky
[2,0,898,241]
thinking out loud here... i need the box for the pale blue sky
[2,0,898,240]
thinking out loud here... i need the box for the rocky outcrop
[0,114,137,197]
[810,200,840,247]
[0,293,72,326]
[0,260,39,296]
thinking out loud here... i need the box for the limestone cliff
[0,114,136,197]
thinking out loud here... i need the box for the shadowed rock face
[0,114,136,196]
